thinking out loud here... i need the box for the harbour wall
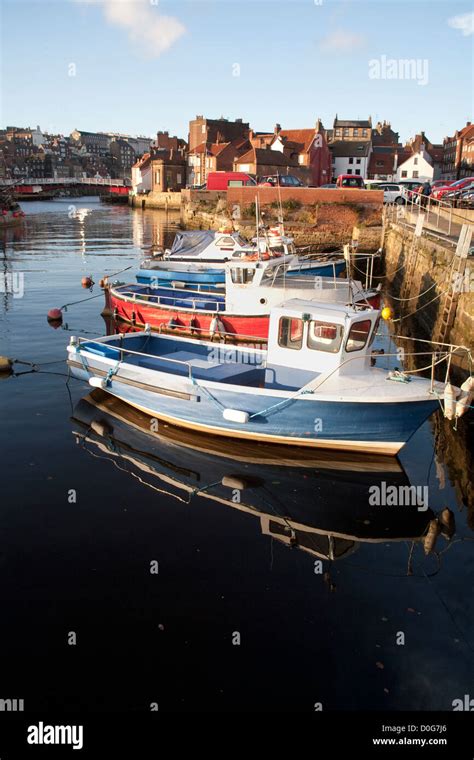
[180,188,384,252]
[130,191,182,210]
[383,221,473,370]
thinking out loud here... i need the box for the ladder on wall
[432,224,472,345]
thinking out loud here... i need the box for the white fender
[443,382,458,420]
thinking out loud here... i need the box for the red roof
[277,129,315,152]
[236,147,298,167]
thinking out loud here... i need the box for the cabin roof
[274,298,376,322]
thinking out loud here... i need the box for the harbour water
[0,198,473,712]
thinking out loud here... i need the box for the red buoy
[47,308,63,322]
[81,275,94,289]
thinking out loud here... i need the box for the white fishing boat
[68,299,471,455]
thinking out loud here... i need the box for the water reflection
[71,390,456,571]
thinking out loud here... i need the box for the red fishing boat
[103,255,381,342]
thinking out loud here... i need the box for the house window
[356,158,361,164]
[345,320,372,352]
[376,161,384,167]
[401,170,407,178]
[353,129,359,136]
[343,128,349,137]
[348,157,354,164]
[278,317,303,350]
[307,321,342,353]
[362,129,368,137]
[177,173,182,184]
[155,170,161,184]
[347,169,352,174]
[335,129,341,137]
[298,155,304,165]
[412,171,419,178]
[414,157,418,165]
[355,169,360,175]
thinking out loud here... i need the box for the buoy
[47,308,63,322]
[438,508,455,539]
[209,315,225,337]
[99,278,107,288]
[81,275,94,289]
[221,474,263,490]
[455,376,474,419]
[423,519,441,555]
[443,382,458,420]
[0,356,13,373]
[189,315,198,334]
[381,306,393,321]
[90,419,113,438]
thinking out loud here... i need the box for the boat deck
[114,284,226,312]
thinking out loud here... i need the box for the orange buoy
[81,275,94,289]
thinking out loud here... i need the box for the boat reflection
[71,390,454,564]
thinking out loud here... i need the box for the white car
[377,182,406,204]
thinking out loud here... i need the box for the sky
[0,0,473,144]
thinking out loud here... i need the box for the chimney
[467,121,472,127]
[274,123,281,135]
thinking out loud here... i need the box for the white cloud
[76,0,185,57]
[319,29,365,54]
[448,11,474,37]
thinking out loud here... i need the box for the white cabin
[265,299,380,390]
[224,256,372,314]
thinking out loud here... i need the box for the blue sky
[1,0,473,144]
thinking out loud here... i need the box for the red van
[206,172,257,190]
[336,174,365,189]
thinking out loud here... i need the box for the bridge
[0,177,129,187]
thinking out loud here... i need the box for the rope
[60,292,104,310]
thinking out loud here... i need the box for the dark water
[0,198,473,714]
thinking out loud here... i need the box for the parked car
[206,172,257,190]
[336,174,365,188]
[443,181,474,206]
[431,176,474,200]
[431,179,456,190]
[319,183,337,189]
[457,189,474,208]
[258,174,304,187]
[375,182,406,204]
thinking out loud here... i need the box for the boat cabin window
[264,264,282,278]
[307,321,343,353]
[230,267,255,284]
[368,316,380,346]
[278,317,303,350]
[216,236,235,248]
[345,319,372,352]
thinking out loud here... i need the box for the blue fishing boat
[67,299,460,455]
[137,230,346,288]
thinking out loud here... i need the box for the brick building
[442,122,474,180]
[188,116,249,152]
[150,149,186,192]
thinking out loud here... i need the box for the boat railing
[73,335,266,381]
[301,344,470,395]
[116,288,225,313]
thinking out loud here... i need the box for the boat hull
[108,289,269,339]
[68,352,439,456]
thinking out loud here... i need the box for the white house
[330,141,372,180]
[131,153,152,194]
[396,149,434,182]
